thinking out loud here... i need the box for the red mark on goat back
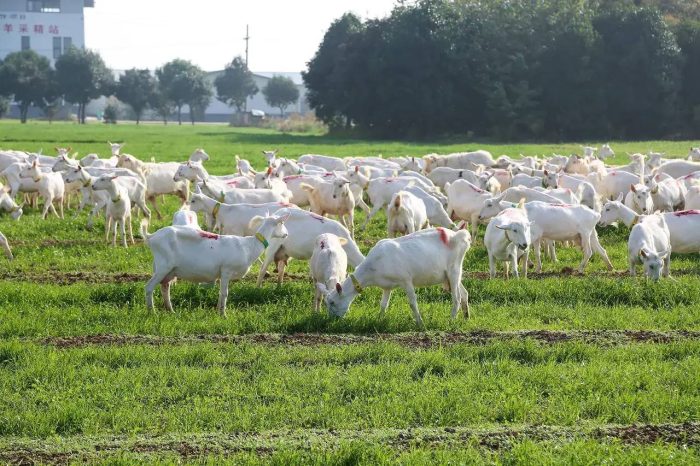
[436,227,449,246]
[187,212,197,224]
[322,172,334,177]
[198,231,219,240]
[277,202,292,207]
[226,180,239,186]
[309,212,325,222]
[471,185,485,193]
[674,210,700,217]
[551,203,572,208]
[283,175,303,182]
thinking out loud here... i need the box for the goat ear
[338,237,348,245]
[249,215,264,231]
[544,170,549,176]
[354,165,359,173]
[651,185,659,194]
[315,282,329,295]
[335,282,343,294]
[517,198,525,209]
[615,192,624,202]
[630,184,637,193]
[639,248,648,259]
[496,224,510,231]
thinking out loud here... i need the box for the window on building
[21,36,31,51]
[63,36,72,52]
[53,36,62,59]
[27,0,61,13]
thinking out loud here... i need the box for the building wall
[205,71,310,122]
[0,0,87,65]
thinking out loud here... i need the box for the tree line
[303,0,700,140]
[0,49,300,124]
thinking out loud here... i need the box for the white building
[0,0,92,65]
[204,71,310,122]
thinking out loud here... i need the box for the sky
[84,0,396,73]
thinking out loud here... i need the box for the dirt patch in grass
[0,271,149,285]
[0,423,696,464]
[38,329,700,349]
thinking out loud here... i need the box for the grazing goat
[317,227,473,327]
[310,233,348,313]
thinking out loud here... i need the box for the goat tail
[140,218,151,243]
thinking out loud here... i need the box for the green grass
[0,120,699,463]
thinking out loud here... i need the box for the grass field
[0,120,699,464]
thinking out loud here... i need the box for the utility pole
[244,24,250,113]
[244,25,250,67]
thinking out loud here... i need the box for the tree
[303,13,364,129]
[187,73,212,125]
[156,59,209,125]
[262,75,299,116]
[55,48,113,124]
[214,56,258,113]
[0,50,54,123]
[116,69,157,124]
[151,87,173,124]
[592,8,682,138]
[37,68,62,123]
[0,97,9,119]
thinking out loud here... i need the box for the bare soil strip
[37,329,700,349]
[0,422,697,464]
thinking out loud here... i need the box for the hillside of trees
[304,0,700,139]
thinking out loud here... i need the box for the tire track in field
[1,422,697,464]
[37,329,700,349]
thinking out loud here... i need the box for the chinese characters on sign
[1,22,59,34]
[0,14,60,35]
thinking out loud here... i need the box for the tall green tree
[187,73,212,125]
[55,48,114,124]
[303,13,364,129]
[593,8,682,138]
[262,75,299,116]
[116,69,157,124]
[0,50,54,123]
[214,56,258,113]
[151,87,173,125]
[156,59,209,125]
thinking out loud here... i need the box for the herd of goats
[2,142,700,325]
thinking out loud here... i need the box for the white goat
[142,214,289,315]
[91,175,134,247]
[116,154,188,218]
[317,227,473,327]
[484,203,531,278]
[422,150,495,173]
[18,161,64,219]
[387,191,428,237]
[298,154,347,172]
[0,231,12,260]
[188,190,296,234]
[255,207,365,286]
[301,179,355,237]
[627,215,671,280]
[310,233,348,313]
[624,183,654,215]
